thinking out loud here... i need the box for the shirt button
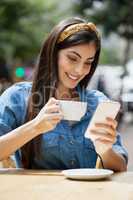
[70,160,75,166]
[70,140,74,145]
[59,135,64,140]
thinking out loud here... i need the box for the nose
[74,63,83,75]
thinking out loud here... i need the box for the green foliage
[73,0,133,66]
[99,47,121,65]
[0,0,45,61]
[74,0,93,15]
[0,0,75,63]
[84,0,133,40]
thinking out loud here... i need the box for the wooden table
[0,169,133,200]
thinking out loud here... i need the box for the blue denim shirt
[0,82,128,169]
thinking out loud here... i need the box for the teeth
[68,74,78,80]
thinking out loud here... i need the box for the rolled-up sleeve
[113,133,128,164]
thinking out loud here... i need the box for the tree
[93,0,133,66]
[74,0,133,67]
[74,0,103,15]
[74,0,93,15]
[0,0,46,63]
[0,0,75,65]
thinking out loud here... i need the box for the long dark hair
[21,17,101,168]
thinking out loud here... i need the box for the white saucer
[62,168,113,180]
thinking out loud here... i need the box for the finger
[45,104,61,114]
[95,123,116,136]
[50,118,62,127]
[96,137,116,144]
[47,97,59,106]
[46,113,63,120]
[106,117,118,129]
[90,129,115,142]
[51,118,61,124]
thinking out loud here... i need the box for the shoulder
[84,89,109,113]
[85,89,108,102]
[0,82,32,127]
[0,82,32,110]
[8,81,32,93]
[0,82,32,99]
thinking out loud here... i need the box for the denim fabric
[0,82,128,169]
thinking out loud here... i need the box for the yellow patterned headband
[58,22,100,43]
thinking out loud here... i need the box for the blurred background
[0,0,133,170]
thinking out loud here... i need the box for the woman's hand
[33,97,63,134]
[90,117,118,155]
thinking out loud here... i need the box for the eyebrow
[67,50,94,61]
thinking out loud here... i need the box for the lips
[66,73,79,81]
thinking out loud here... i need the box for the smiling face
[57,42,96,94]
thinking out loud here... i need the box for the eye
[67,55,78,62]
[84,61,92,67]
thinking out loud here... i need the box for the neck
[55,85,71,100]
[55,84,79,101]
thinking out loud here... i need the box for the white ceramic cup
[59,100,87,121]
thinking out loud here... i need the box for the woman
[0,17,128,171]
